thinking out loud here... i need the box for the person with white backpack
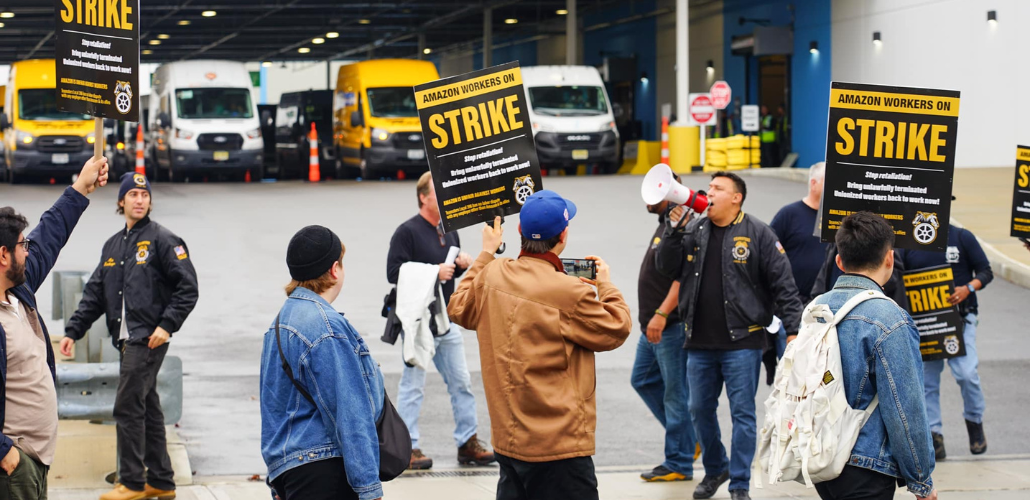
[756,212,936,500]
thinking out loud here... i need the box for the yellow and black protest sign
[903,265,966,361]
[1011,146,1030,240]
[821,83,960,251]
[54,0,140,121]
[415,61,542,232]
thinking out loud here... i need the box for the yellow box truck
[333,59,439,179]
[1,60,95,183]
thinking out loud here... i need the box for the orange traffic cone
[660,116,670,165]
[135,124,145,175]
[308,123,320,182]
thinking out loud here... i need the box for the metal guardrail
[51,271,184,424]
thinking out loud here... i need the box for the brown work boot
[408,448,434,470]
[457,434,496,466]
[99,484,147,500]
[143,484,176,499]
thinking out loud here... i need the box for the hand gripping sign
[414,61,543,233]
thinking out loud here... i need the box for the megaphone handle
[497,242,506,254]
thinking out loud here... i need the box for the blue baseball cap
[519,190,577,240]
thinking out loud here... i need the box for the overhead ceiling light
[423,48,432,55]
[157,34,170,39]
[262,61,272,68]
[201,10,217,17]
[0,12,14,19]
[872,31,882,45]
[504,18,518,24]
[312,37,325,44]
[987,10,997,24]
[298,47,311,54]
[358,19,371,25]
[556,9,568,15]
[706,59,715,72]
[326,32,339,38]
[142,49,153,55]
[177,20,191,26]
[809,40,819,54]
[148,40,161,45]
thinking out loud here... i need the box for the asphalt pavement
[4,172,1028,479]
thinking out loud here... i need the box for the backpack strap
[275,313,317,407]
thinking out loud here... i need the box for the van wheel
[359,148,374,180]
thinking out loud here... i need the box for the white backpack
[754,289,887,488]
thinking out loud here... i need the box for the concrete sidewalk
[49,455,1030,499]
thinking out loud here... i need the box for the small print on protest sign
[414,61,543,233]
[1011,146,1030,240]
[54,0,141,122]
[821,82,960,251]
[903,265,966,361]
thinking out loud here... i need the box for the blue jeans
[775,324,787,359]
[687,348,762,492]
[924,313,985,433]
[397,324,479,449]
[630,323,695,476]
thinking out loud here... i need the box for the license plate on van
[51,153,70,164]
[213,151,230,161]
[572,149,589,160]
[407,149,425,160]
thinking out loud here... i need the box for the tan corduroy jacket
[448,251,632,462]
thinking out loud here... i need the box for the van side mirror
[157,112,171,129]
[350,110,363,128]
[0,114,9,130]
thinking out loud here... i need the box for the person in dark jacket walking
[60,173,198,500]
[656,172,803,500]
[0,157,109,499]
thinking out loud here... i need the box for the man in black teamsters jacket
[656,172,802,500]
[60,173,198,500]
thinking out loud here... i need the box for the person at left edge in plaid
[61,173,199,500]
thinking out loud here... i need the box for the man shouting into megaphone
[654,171,803,500]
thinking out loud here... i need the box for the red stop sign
[690,94,714,124]
[710,81,731,109]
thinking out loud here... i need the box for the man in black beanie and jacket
[60,172,198,500]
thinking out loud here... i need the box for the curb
[740,167,1030,290]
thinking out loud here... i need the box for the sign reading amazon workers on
[821,83,960,251]
[1011,146,1030,240]
[903,265,966,361]
[54,0,140,121]
[415,61,542,233]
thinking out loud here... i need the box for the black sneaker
[640,465,691,482]
[966,419,987,455]
[729,490,751,500]
[932,432,946,460]
[693,470,730,499]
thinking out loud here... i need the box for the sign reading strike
[903,265,966,361]
[54,0,141,122]
[689,93,716,125]
[821,82,960,251]
[1011,146,1030,241]
[414,61,543,233]
[710,81,732,110]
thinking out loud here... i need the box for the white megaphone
[640,163,709,213]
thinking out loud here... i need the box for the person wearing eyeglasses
[0,156,109,499]
[385,171,494,470]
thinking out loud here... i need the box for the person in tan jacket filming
[448,190,633,500]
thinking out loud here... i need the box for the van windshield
[366,87,418,118]
[528,86,608,116]
[175,88,254,119]
[18,89,92,121]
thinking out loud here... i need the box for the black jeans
[115,343,174,492]
[495,453,598,500]
[271,458,357,500]
[815,465,897,500]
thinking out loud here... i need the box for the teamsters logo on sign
[414,61,543,233]
[54,0,141,121]
[820,82,960,251]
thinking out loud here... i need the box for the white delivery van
[148,60,262,181]
[521,65,620,173]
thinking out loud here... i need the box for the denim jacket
[260,287,385,500]
[812,274,935,497]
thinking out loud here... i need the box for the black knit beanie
[287,225,342,281]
